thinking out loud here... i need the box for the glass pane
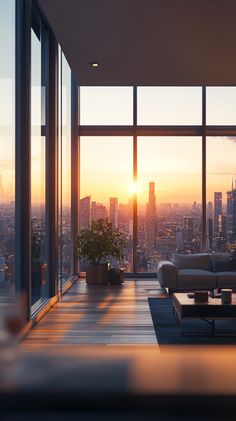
[138,137,202,272]
[31,27,48,312]
[0,0,15,303]
[58,53,72,283]
[137,87,202,125]
[80,87,133,125]
[207,137,236,253]
[80,137,133,272]
[206,87,236,125]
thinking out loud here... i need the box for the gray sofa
[158,253,236,292]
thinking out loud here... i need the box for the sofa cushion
[212,259,236,273]
[210,253,232,264]
[216,272,236,288]
[172,253,211,271]
[211,253,232,271]
[177,269,216,288]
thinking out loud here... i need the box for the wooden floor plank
[22,278,165,347]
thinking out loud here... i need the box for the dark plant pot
[109,268,124,284]
[86,263,109,285]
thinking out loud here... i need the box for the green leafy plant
[75,219,125,265]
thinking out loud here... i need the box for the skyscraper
[91,201,97,222]
[232,188,236,238]
[214,192,222,235]
[146,182,157,259]
[207,201,213,250]
[227,190,233,238]
[80,196,91,229]
[95,203,107,220]
[109,197,118,227]
[183,217,194,243]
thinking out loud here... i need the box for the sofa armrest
[158,261,177,288]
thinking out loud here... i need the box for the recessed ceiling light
[89,62,99,68]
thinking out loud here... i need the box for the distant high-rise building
[176,231,183,249]
[214,192,222,235]
[218,214,227,238]
[183,217,194,243]
[80,196,91,229]
[208,218,213,250]
[91,201,97,222]
[226,179,236,239]
[90,201,108,222]
[146,182,157,259]
[95,203,107,220]
[207,201,213,250]
[227,190,233,237]
[232,188,236,237]
[109,197,118,227]
[118,203,130,224]
[207,201,213,219]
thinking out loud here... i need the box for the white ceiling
[39,0,236,86]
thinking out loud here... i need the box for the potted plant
[75,219,125,284]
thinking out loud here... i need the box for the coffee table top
[174,293,236,307]
[173,293,236,319]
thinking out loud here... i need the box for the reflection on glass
[58,53,72,283]
[207,137,236,254]
[206,87,236,125]
[137,87,202,125]
[138,137,202,272]
[31,27,48,312]
[80,87,133,125]
[80,137,133,271]
[0,0,15,302]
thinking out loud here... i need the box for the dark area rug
[148,297,236,345]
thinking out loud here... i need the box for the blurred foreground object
[1,345,236,419]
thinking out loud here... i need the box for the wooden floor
[22,278,165,347]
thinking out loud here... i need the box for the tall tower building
[109,197,118,227]
[95,204,107,220]
[207,201,213,219]
[183,217,194,243]
[227,190,233,238]
[91,201,97,222]
[214,192,222,235]
[146,182,157,259]
[207,201,213,250]
[80,196,91,229]
[232,187,236,237]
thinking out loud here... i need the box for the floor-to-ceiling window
[79,87,133,271]
[58,51,73,284]
[30,14,49,312]
[80,136,133,271]
[137,137,202,272]
[0,0,15,301]
[206,88,236,254]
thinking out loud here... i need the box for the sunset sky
[80,135,236,207]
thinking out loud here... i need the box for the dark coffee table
[173,293,236,336]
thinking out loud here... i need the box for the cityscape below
[1,178,236,296]
[80,179,236,272]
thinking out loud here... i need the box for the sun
[129,182,137,195]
